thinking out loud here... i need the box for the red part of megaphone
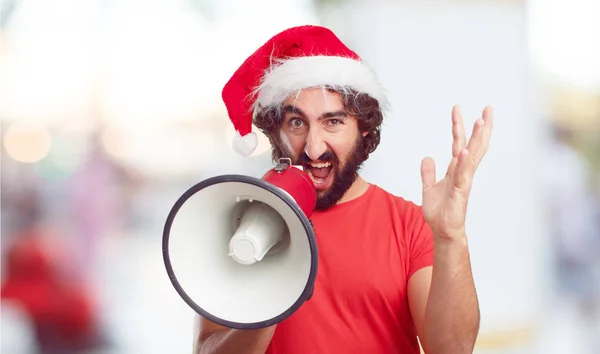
[162,158,318,330]
[261,158,317,219]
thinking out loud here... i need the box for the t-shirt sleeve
[407,203,435,279]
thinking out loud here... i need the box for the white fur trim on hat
[254,55,388,110]
[233,130,258,156]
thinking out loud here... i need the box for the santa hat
[222,25,387,156]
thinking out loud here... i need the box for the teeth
[309,162,331,168]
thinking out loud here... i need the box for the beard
[278,135,367,211]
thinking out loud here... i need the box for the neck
[337,175,370,205]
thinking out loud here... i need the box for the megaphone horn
[162,158,319,329]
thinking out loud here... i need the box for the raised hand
[420,105,493,240]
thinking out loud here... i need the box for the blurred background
[0,0,598,353]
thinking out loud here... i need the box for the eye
[326,119,343,127]
[288,118,305,130]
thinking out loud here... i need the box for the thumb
[421,157,436,192]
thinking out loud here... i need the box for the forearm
[195,327,276,354]
[422,236,480,354]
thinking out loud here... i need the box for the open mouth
[306,161,333,189]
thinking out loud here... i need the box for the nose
[304,128,327,161]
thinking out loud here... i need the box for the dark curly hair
[253,87,384,163]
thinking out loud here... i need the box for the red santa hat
[222,25,387,156]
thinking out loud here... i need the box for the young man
[194,25,493,354]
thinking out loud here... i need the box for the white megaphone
[162,158,318,329]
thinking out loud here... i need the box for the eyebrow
[282,105,348,121]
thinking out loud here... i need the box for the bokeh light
[3,122,52,163]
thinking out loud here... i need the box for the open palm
[420,106,493,239]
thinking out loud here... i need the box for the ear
[362,130,369,137]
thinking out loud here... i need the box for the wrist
[434,231,468,247]
[433,232,471,264]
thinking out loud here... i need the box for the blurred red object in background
[1,226,103,352]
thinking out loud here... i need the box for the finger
[466,117,485,151]
[452,105,467,157]
[469,106,494,168]
[466,117,486,167]
[453,148,474,190]
[445,155,458,178]
[421,157,436,192]
[480,105,494,154]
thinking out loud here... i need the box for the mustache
[297,150,337,165]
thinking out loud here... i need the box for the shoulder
[369,184,425,221]
[363,185,430,243]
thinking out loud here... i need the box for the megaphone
[162,158,318,330]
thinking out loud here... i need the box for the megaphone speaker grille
[163,174,318,329]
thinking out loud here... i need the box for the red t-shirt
[266,184,434,354]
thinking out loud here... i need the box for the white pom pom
[233,131,258,156]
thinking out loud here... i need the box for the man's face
[275,88,367,210]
